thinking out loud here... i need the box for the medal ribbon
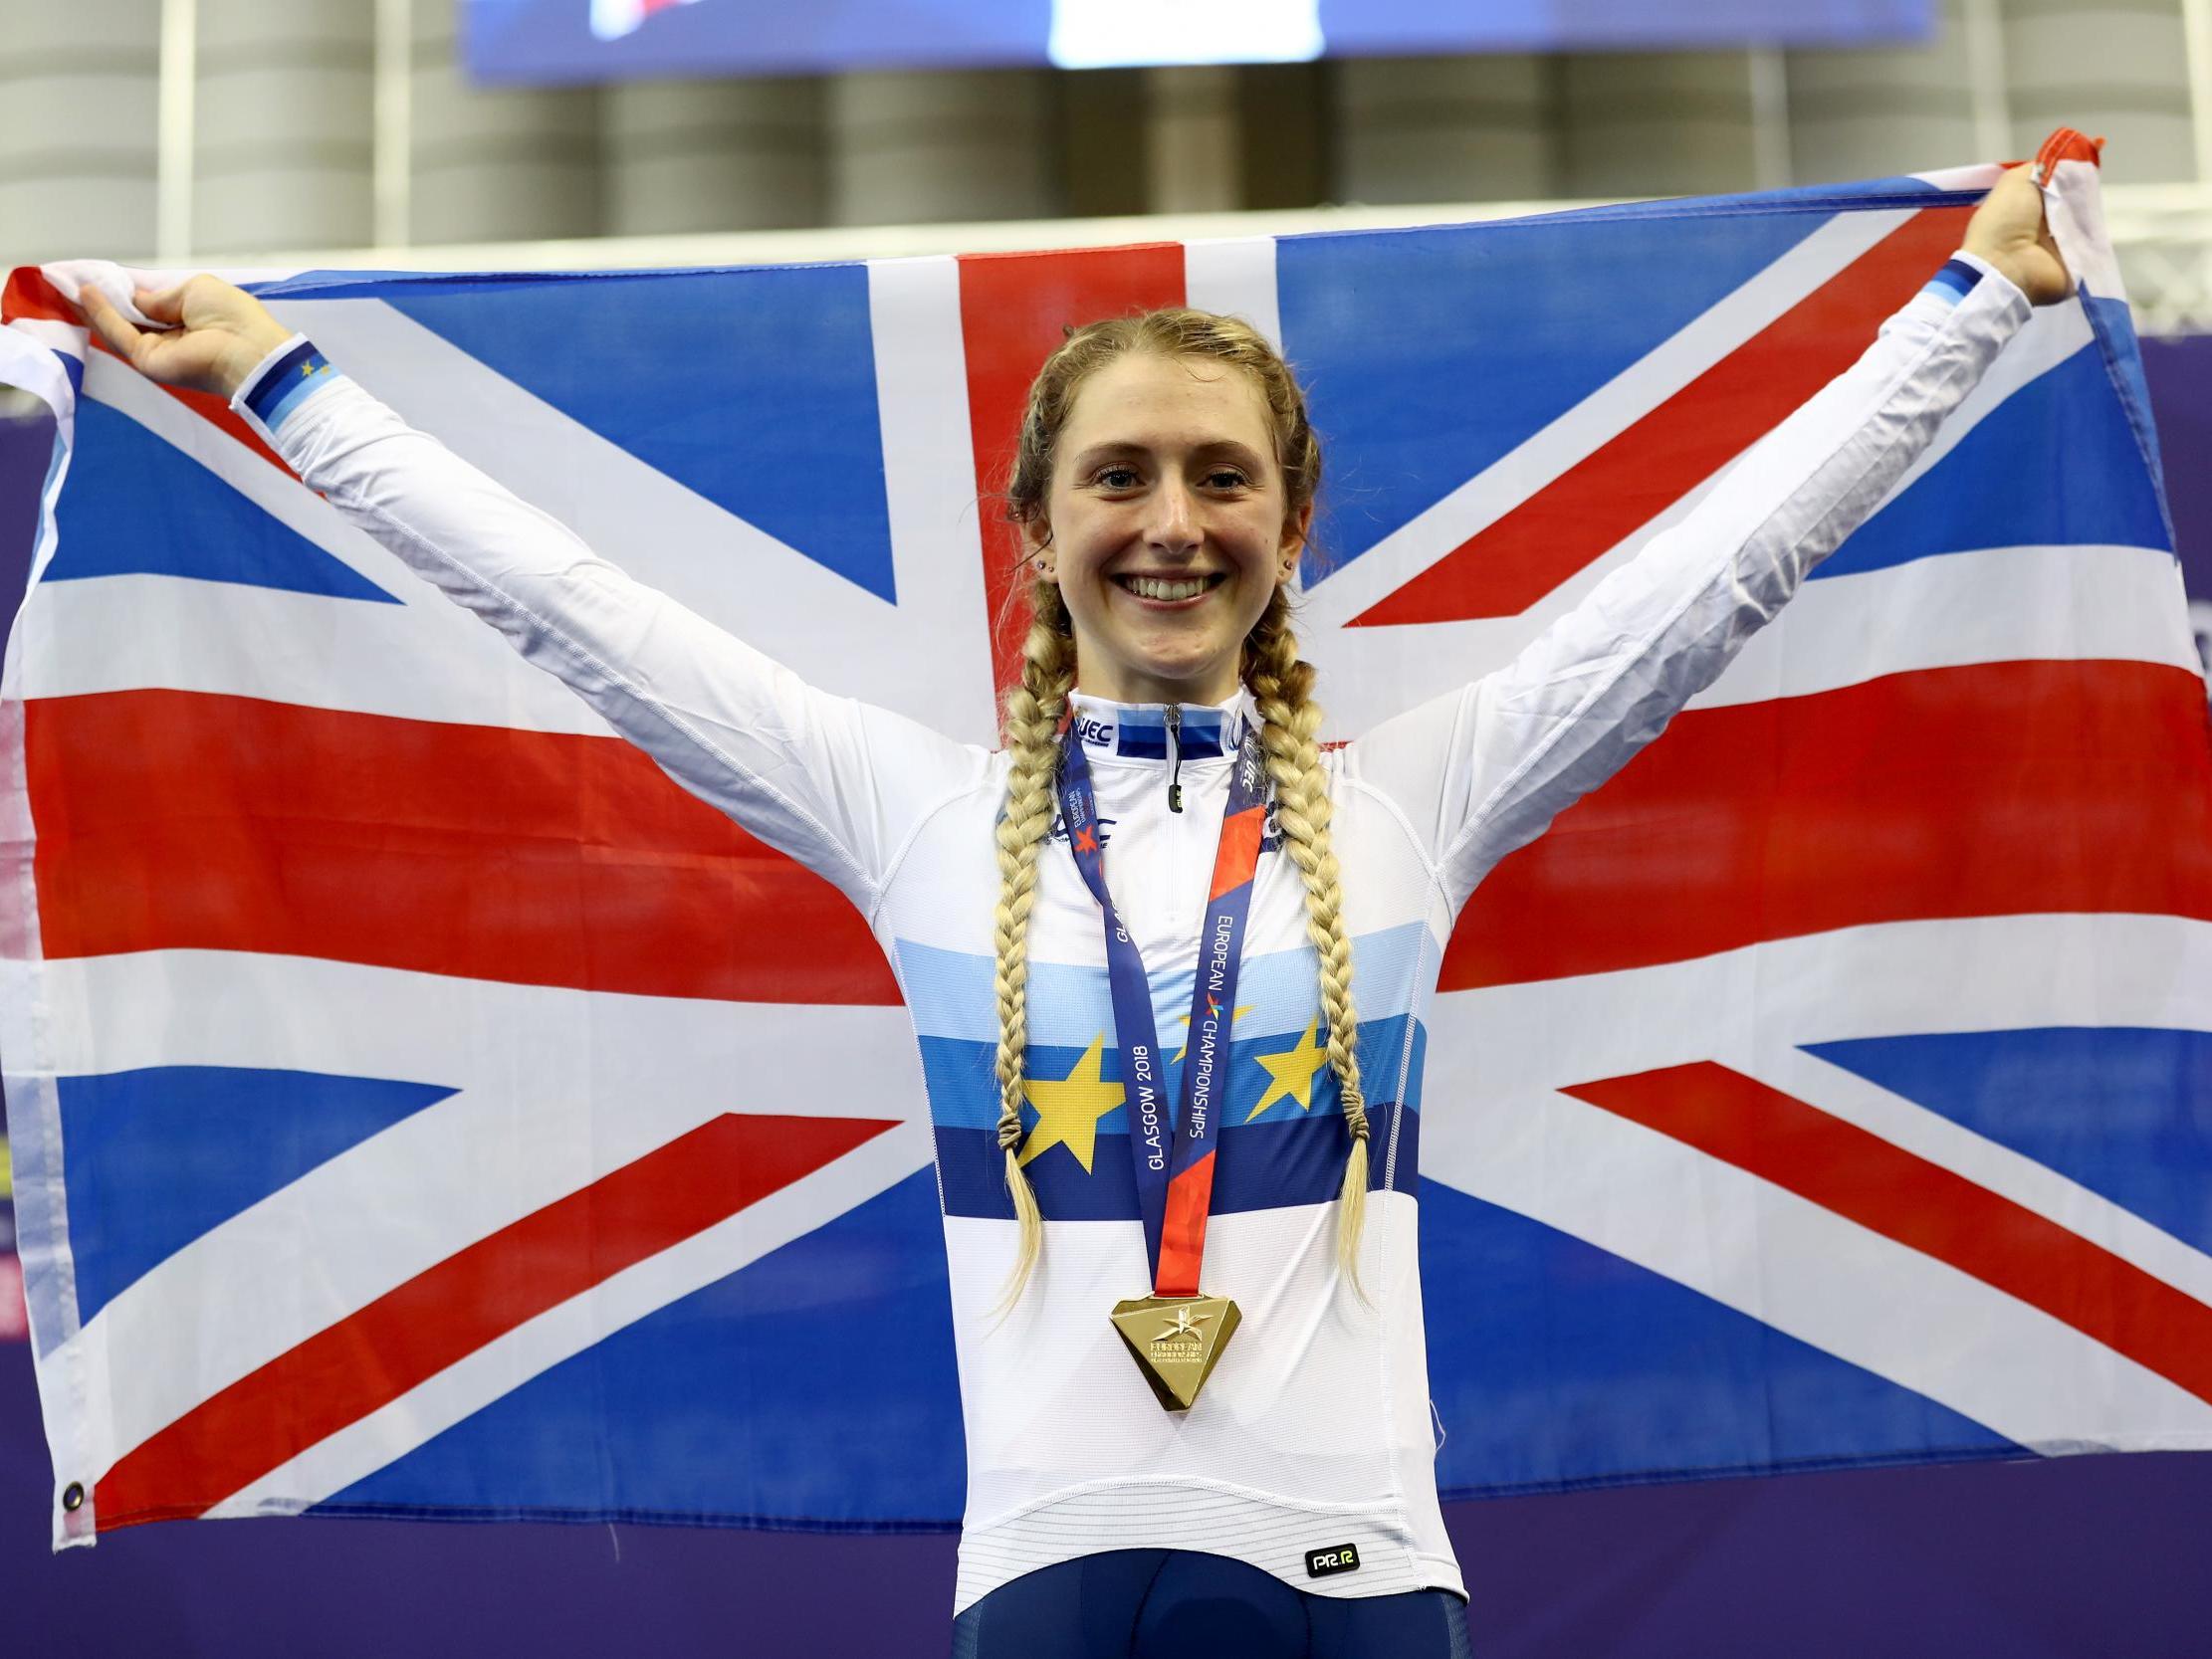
[1057,715,1269,1298]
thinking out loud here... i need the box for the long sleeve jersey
[230,252,2028,1613]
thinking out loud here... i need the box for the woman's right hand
[78,275,295,401]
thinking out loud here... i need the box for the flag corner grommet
[61,1481,84,1512]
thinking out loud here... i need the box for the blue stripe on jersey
[918,1009,1425,1134]
[893,922,1434,1051]
[1920,257,1983,307]
[57,1065,458,1325]
[1121,711,1229,759]
[937,1099,1419,1221]
[242,339,342,428]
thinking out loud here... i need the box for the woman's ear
[1021,517,1055,580]
[1279,501,1314,580]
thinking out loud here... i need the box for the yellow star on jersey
[1018,1032,1124,1174]
[1172,1004,1255,1062]
[1246,1015,1331,1122]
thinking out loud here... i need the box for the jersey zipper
[1165,703,1184,813]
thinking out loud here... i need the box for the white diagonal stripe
[198,1119,933,1520]
[30,950,927,1477]
[260,294,981,727]
[1438,1076,2212,1453]
[1300,208,1916,631]
[1749,1042,2212,1311]
[1423,914,2212,1317]
[1303,295,2101,736]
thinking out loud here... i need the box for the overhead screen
[464,0,1932,84]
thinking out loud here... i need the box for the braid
[1245,593,1372,1295]
[989,592,1075,1314]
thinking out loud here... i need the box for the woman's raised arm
[80,276,990,914]
[1348,164,2068,912]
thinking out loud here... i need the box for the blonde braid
[1245,594,1372,1294]
[989,595,1075,1314]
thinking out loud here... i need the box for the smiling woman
[1023,347,1308,706]
[989,308,1374,1330]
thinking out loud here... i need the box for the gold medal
[1109,1294,1241,1411]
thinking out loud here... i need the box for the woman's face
[1027,351,1309,708]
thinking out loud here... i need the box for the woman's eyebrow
[1068,441,1149,469]
[1191,440,1268,470]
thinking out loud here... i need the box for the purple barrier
[5,1345,2211,1655]
[6,323,2212,1651]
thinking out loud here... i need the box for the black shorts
[950,1548,1473,1658]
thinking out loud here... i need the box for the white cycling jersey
[231,251,2027,1613]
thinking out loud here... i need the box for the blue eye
[1095,466,1141,490]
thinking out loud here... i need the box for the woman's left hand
[1962,163,2073,306]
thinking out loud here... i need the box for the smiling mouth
[1114,573,1227,603]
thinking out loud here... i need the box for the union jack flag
[4,136,2209,1551]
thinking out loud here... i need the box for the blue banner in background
[462,0,1933,85]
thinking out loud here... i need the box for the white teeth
[1124,575,1211,601]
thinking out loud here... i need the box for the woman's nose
[1146,480,1201,552]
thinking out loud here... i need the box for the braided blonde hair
[990,310,1371,1313]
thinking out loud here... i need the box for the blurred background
[0,0,2202,321]
[4,0,2212,1652]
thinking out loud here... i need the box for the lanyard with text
[1056,716,1269,1409]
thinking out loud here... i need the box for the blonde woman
[79,166,2066,1656]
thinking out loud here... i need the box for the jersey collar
[1065,690,1252,763]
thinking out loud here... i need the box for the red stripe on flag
[80,334,295,475]
[3,267,78,326]
[2036,127,2104,174]
[1355,205,1973,626]
[1155,1148,1217,1298]
[1208,805,1266,903]
[27,690,902,1005]
[146,374,292,475]
[1564,1062,2212,1405]
[1443,659,2212,990]
[93,1110,901,1529]
[957,245,1186,696]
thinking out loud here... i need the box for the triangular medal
[1109,1295,1242,1411]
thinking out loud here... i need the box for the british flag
[3,138,2209,1551]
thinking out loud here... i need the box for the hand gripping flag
[4,133,2211,1550]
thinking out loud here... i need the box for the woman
[79,165,2068,1656]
